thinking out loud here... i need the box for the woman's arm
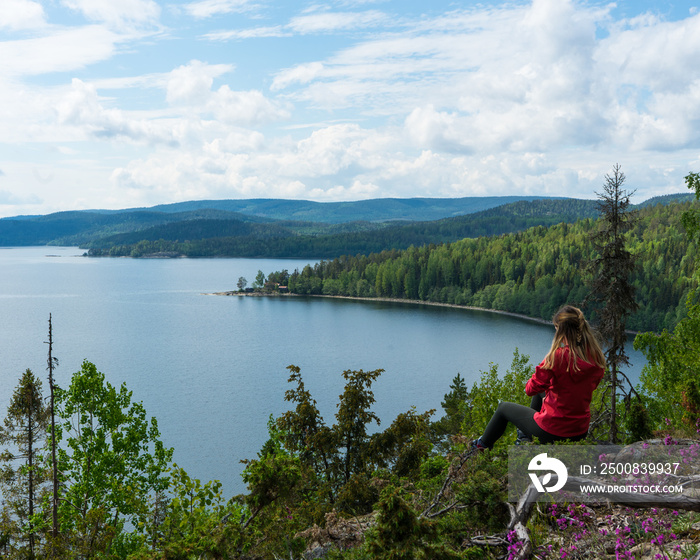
[525,362,553,396]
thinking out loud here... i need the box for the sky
[1,0,699,218]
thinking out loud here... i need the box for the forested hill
[274,199,696,333]
[130,195,556,223]
[85,198,602,257]
[84,195,686,259]
[0,208,278,247]
[0,193,688,252]
[0,195,555,247]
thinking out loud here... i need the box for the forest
[82,198,612,259]
[270,199,696,333]
[0,196,559,248]
[1,174,699,559]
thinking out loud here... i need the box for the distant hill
[0,193,691,253]
[86,198,603,258]
[0,195,559,247]
[136,196,559,223]
[0,208,276,247]
[636,192,694,208]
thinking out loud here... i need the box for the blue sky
[1,0,699,217]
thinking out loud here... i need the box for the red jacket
[525,346,604,437]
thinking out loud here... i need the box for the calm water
[0,247,647,495]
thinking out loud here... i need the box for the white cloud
[0,26,120,76]
[184,0,260,19]
[268,0,700,162]
[404,105,470,154]
[165,60,289,124]
[3,0,700,216]
[0,0,46,30]
[0,189,42,205]
[271,62,324,91]
[308,179,380,201]
[208,87,290,124]
[166,60,234,106]
[60,0,160,29]
[288,10,387,33]
[205,26,287,41]
[56,79,182,146]
[599,12,700,92]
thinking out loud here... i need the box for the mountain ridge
[0,193,691,250]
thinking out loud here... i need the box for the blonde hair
[543,305,606,372]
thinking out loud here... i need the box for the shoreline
[208,291,642,334]
[208,291,554,327]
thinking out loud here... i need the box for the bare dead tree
[45,314,60,545]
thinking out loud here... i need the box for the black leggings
[480,393,587,449]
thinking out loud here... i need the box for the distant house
[245,287,254,293]
[278,285,289,293]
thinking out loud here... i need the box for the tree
[0,369,50,559]
[634,171,700,435]
[366,487,460,560]
[431,373,468,447]
[236,276,247,291]
[253,270,266,290]
[586,164,639,442]
[45,314,59,547]
[334,368,383,486]
[55,360,173,555]
[274,366,434,516]
[680,172,700,239]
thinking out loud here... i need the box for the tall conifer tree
[586,164,639,442]
[0,369,50,558]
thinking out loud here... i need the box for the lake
[0,246,647,496]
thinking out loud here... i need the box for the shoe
[470,436,486,451]
[515,429,532,445]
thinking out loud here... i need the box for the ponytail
[543,305,606,372]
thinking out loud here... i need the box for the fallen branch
[420,447,479,519]
[469,535,508,546]
[504,480,542,560]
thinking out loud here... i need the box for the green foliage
[278,199,695,333]
[55,360,173,554]
[275,365,386,511]
[242,452,303,515]
[680,171,700,239]
[634,291,700,434]
[334,368,383,486]
[460,350,533,446]
[85,198,602,259]
[133,465,247,560]
[370,408,434,479]
[586,164,639,443]
[451,457,508,533]
[0,369,50,559]
[634,171,700,436]
[365,487,461,560]
[621,397,654,442]
[252,270,266,289]
[271,365,435,525]
[431,374,468,450]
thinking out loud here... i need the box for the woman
[473,305,606,450]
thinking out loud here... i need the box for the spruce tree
[586,164,639,442]
[0,369,50,558]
